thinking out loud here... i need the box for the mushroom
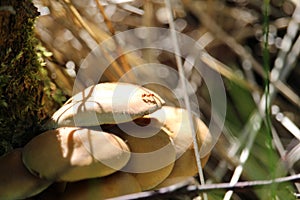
[107,122,176,190]
[155,150,210,189]
[0,149,51,200]
[50,82,165,127]
[146,106,212,188]
[61,172,142,200]
[22,127,131,182]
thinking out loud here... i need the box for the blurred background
[32,0,300,199]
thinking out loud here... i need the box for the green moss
[0,0,65,155]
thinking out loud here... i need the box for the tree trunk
[0,0,63,156]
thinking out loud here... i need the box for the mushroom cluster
[0,82,212,199]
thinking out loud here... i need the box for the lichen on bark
[0,0,64,155]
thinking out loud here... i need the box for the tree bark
[0,0,62,155]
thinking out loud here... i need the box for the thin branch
[109,174,300,200]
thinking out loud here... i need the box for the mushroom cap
[107,122,176,190]
[51,82,165,127]
[22,127,131,182]
[155,152,211,189]
[148,106,212,158]
[146,106,212,183]
[0,149,51,200]
[61,172,142,200]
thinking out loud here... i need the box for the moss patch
[0,0,64,155]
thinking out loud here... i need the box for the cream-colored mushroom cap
[107,122,176,190]
[0,149,51,200]
[62,172,142,200]
[51,82,165,127]
[149,106,212,156]
[147,106,212,183]
[155,151,211,189]
[22,127,131,182]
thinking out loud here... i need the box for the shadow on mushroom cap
[0,149,52,200]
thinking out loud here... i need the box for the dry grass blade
[200,52,260,92]
[59,0,126,81]
[164,1,208,199]
[94,0,133,81]
[223,111,262,200]
[184,0,300,109]
[182,0,265,77]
